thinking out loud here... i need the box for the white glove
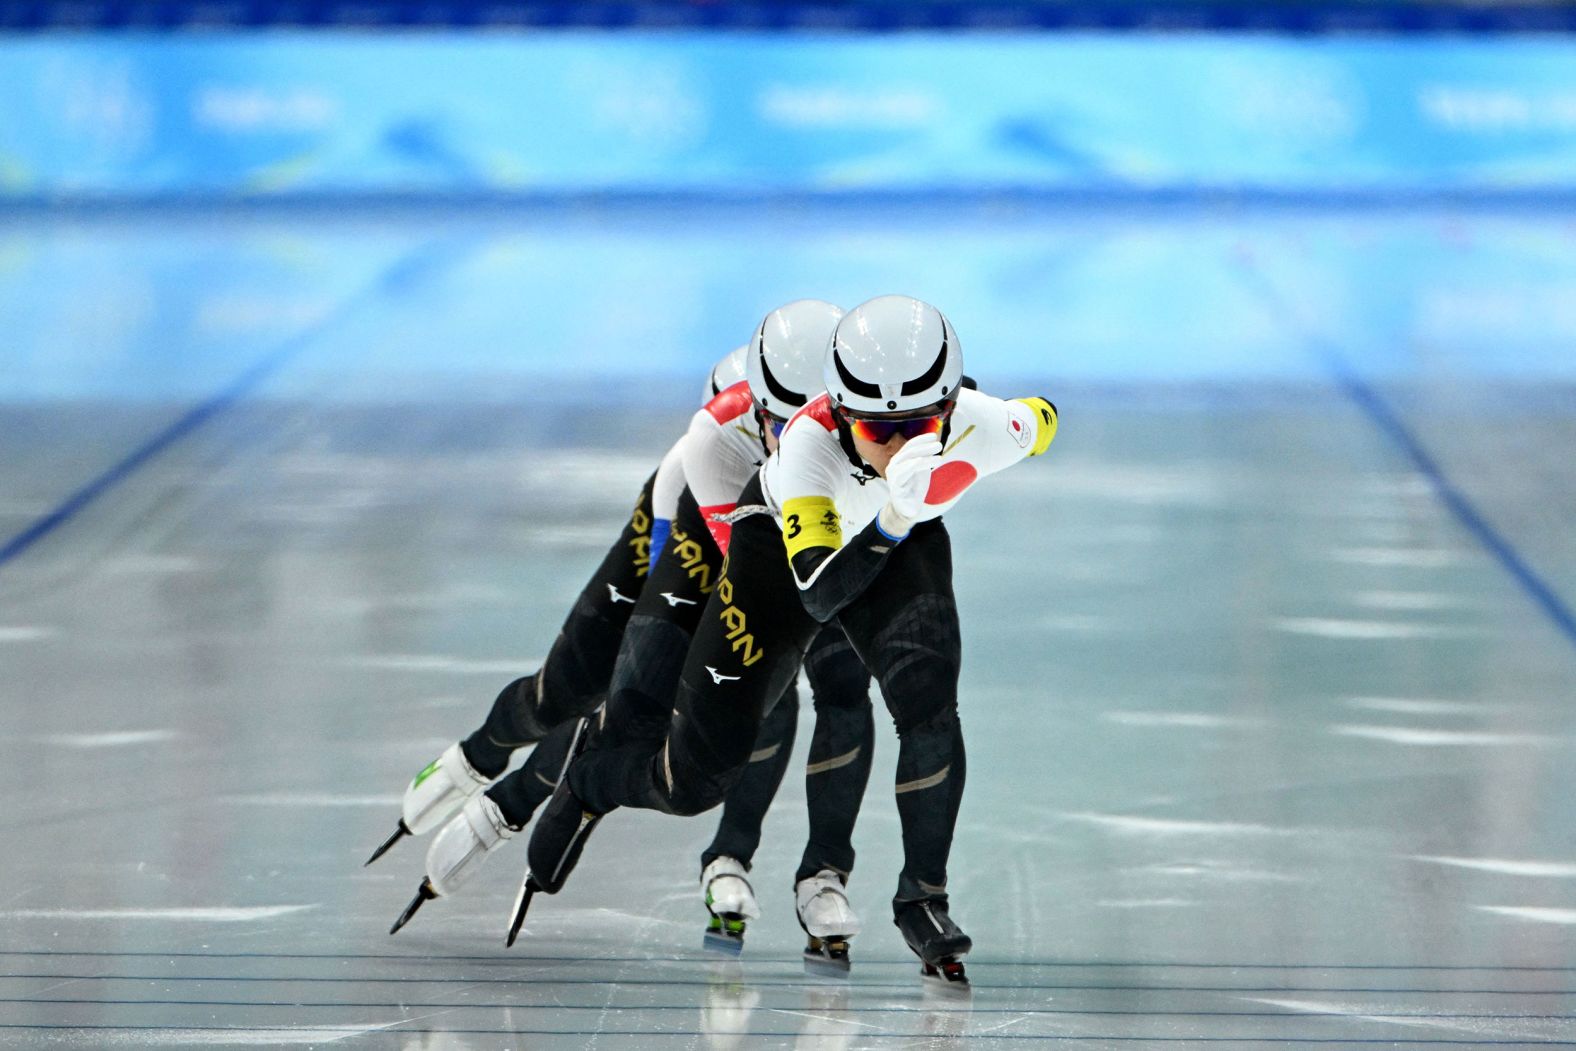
[878,433,942,538]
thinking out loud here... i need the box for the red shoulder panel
[793,393,837,432]
[704,381,755,425]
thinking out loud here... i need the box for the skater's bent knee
[893,699,960,738]
[661,755,740,818]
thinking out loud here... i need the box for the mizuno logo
[607,585,635,604]
[706,666,741,684]
[661,592,697,607]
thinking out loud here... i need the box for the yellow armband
[1014,397,1058,456]
[782,496,842,558]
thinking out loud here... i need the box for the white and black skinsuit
[540,385,1058,916]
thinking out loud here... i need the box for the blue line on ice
[0,241,455,573]
[1237,260,1576,652]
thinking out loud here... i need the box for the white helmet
[704,345,748,404]
[825,295,963,417]
[746,299,844,420]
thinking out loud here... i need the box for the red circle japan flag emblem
[926,460,978,504]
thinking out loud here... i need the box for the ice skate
[388,794,516,935]
[506,716,601,945]
[366,741,492,865]
[894,898,971,990]
[700,856,759,953]
[796,869,860,976]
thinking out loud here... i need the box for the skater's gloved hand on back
[878,433,942,540]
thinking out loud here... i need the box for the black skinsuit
[489,486,877,895]
[567,473,964,911]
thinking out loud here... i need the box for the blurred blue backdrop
[2,30,1576,200]
[2,2,1574,409]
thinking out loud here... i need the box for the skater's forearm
[788,517,897,623]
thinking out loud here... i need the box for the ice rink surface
[2,201,1575,1047]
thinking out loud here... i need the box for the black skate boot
[506,716,603,946]
[894,898,972,989]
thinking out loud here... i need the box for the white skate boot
[796,870,860,975]
[366,741,493,865]
[388,794,516,935]
[701,856,760,954]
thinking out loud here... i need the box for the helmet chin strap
[754,415,774,458]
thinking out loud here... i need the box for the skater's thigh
[837,520,961,731]
[602,488,725,742]
[803,625,871,711]
[632,487,723,623]
[673,507,816,776]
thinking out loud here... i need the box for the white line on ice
[1,905,316,922]
[1134,862,1301,883]
[526,525,628,546]
[1275,617,1470,640]
[1040,463,1222,506]
[1244,998,1472,1035]
[327,585,518,614]
[767,1008,882,1031]
[1059,812,1294,836]
[1344,697,1485,716]
[1103,711,1255,729]
[38,730,179,749]
[409,695,468,709]
[1037,613,1116,633]
[1353,590,1468,611]
[88,1027,377,1045]
[1477,906,1576,925]
[1412,856,1576,878]
[220,793,402,807]
[1330,724,1559,747]
[1095,898,1195,908]
[0,626,56,642]
[101,555,201,575]
[342,654,530,675]
[1328,546,1459,568]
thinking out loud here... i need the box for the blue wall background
[3,32,1576,200]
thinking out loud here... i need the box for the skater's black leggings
[461,472,656,778]
[700,626,875,886]
[487,486,720,826]
[571,474,964,908]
